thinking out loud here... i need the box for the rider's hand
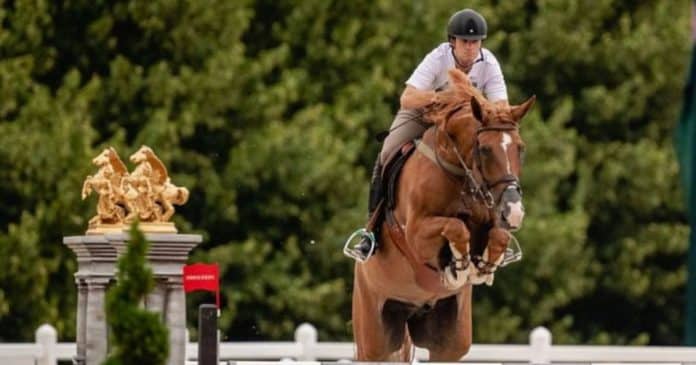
[430,90,442,105]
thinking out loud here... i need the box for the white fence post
[295,323,317,361]
[529,326,551,364]
[185,329,190,361]
[35,324,57,365]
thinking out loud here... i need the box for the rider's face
[452,38,481,67]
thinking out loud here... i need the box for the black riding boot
[355,157,384,260]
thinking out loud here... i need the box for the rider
[347,8,510,262]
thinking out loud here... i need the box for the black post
[198,304,218,365]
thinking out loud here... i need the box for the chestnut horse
[352,68,535,361]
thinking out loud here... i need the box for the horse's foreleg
[440,218,471,261]
[160,201,174,221]
[471,227,509,285]
[407,217,471,289]
[485,227,509,264]
[81,179,92,199]
[407,216,470,261]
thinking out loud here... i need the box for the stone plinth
[64,232,202,365]
[63,235,117,365]
[107,233,201,365]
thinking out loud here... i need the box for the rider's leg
[354,155,384,258]
[353,109,428,260]
[379,109,429,165]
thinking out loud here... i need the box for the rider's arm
[480,50,509,104]
[400,85,437,110]
[401,45,449,110]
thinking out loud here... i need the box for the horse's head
[470,91,535,230]
[130,145,153,164]
[92,148,114,167]
[427,68,535,230]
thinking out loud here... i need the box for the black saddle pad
[383,142,416,211]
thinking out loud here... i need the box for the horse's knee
[442,219,470,244]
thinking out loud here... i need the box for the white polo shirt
[405,43,508,102]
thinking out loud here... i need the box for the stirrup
[343,228,376,262]
[500,231,522,267]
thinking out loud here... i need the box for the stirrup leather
[343,228,376,262]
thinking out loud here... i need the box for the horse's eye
[479,146,492,156]
[519,145,526,163]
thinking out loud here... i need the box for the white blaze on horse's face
[489,132,524,230]
[501,186,525,230]
[501,132,512,174]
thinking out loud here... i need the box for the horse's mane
[142,147,169,185]
[424,68,487,125]
[108,147,128,176]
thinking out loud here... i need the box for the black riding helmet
[447,9,487,41]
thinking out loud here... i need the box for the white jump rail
[3,323,696,364]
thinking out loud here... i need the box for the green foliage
[103,222,168,365]
[0,0,691,346]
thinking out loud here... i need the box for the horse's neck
[132,163,151,177]
[421,126,475,169]
[109,155,128,176]
[420,126,490,218]
[94,164,112,179]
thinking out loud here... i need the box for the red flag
[183,263,220,309]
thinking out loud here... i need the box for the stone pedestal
[64,235,117,365]
[64,233,202,365]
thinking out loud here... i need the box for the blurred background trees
[0,0,690,345]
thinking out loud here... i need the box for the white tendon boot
[469,247,505,286]
[443,241,471,290]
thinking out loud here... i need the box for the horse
[82,147,128,225]
[123,146,161,222]
[352,68,535,361]
[127,145,189,222]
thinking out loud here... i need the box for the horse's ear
[471,95,484,122]
[510,95,536,122]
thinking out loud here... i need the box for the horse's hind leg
[352,266,405,360]
[408,287,473,361]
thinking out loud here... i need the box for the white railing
[2,323,696,364]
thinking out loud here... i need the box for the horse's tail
[174,187,189,205]
[398,326,414,362]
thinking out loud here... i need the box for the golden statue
[82,146,189,234]
[81,147,128,230]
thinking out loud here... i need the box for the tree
[103,222,169,365]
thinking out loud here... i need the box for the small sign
[183,263,220,311]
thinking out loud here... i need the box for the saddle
[365,141,417,233]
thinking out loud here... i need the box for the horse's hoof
[468,271,494,286]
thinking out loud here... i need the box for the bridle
[433,103,522,209]
[474,125,522,192]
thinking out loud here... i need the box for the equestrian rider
[350,8,510,261]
